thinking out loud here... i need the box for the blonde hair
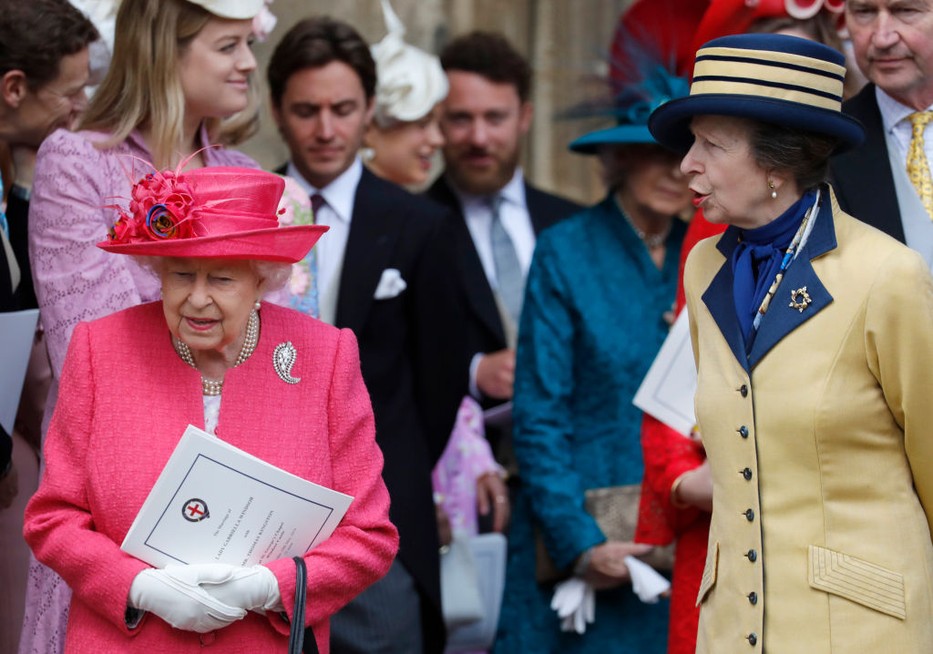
[78,0,257,167]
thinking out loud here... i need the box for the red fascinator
[98,166,327,263]
[692,0,844,56]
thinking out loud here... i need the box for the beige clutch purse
[535,484,674,584]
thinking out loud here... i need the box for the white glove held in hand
[128,564,247,633]
[205,565,282,614]
[550,577,595,634]
[625,555,671,604]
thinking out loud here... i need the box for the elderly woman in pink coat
[23,166,398,653]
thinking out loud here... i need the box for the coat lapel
[702,227,748,371]
[430,177,506,346]
[746,192,838,369]
[831,84,905,242]
[335,171,400,333]
[525,183,555,234]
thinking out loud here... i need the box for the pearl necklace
[173,309,260,396]
[615,196,672,250]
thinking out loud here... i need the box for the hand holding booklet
[121,425,353,568]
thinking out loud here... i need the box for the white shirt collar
[876,85,933,134]
[449,167,527,211]
[286,157,364,223]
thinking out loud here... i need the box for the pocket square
[374,268,407,299]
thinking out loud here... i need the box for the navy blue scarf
[730,189,817,348]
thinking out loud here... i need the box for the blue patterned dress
[493,195,684,653]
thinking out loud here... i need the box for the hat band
[691,45,845,111]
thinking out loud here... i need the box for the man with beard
[426,31,581,482]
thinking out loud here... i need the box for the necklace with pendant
[615,196,672,250]
[172,309,260,396]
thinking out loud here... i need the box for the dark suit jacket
[424,175,581,483]
[1,192,36,311]
[1,192,35,481]
[829,83,907,242]
[0,235,12,311]
[284,165,467,652]
[425,175,583,366]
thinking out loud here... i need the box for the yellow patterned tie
[907,111,933,219]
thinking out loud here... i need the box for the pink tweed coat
[24,301,398,653]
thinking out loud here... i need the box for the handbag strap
[290,556,319,654]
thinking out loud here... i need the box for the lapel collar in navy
[702,226,748,371]
[746,192,837,369]
[335,170,400,333]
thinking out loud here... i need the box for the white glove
[550,577,595,634]
[128,564,247,633]
[205,565,282,614]
[624,555,671,604]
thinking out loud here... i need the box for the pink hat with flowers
[98,166,327,263]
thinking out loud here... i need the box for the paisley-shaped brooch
[273,341,301,385]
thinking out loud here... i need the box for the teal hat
[569,66,690,154]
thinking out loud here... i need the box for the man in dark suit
[830,0,933,266]
[267,17,466,654]
[425,31,582,496]
[0,0,98,313]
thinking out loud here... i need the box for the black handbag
[291,556,319,654]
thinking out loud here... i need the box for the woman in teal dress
[493,61,692,653]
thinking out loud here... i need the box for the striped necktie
[907,111,933,220]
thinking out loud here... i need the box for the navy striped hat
[648,33,864,153]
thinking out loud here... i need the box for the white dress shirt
[876,86,933,167]
[875,86,933,270]
[450,168,537,396]
[454,168,536,289]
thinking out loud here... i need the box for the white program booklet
[121,424,353,568]
[633,309,697,437]
[0,309,39,434]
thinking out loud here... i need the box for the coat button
[747,633,758,646]
[741,467,753,481]
[745,549,758,562]
[738,425,749,438]
[748,591,758,605]
[200,632,217,646]
[739,384,749,397]
[744,508,755,521]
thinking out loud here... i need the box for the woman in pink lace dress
[20,1,267,651]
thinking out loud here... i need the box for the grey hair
[136,256,292,295]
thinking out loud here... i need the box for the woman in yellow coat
[648,33,933,652]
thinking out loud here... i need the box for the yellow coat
[684,189,933,653]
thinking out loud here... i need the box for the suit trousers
[328,558,424,653]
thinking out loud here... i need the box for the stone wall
[242,0,634,204]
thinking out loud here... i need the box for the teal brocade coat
[494,196,685,653]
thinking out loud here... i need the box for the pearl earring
[769,180,777,199]
[254,300,261,311]
[360,147,375,163]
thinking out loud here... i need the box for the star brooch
[788,286,811,313]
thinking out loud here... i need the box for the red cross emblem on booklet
[182,498,210,522]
